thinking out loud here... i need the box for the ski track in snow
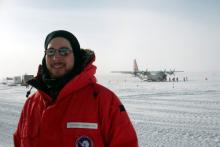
[0,73,220,147]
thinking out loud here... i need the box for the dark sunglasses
[45,48,72,56]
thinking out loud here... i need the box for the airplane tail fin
[133,59,139,75]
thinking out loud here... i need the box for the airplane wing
[111,71,134,74]
[165,70,184,75]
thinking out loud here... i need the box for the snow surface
[0,72,220,147]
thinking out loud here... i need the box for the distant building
[13,76,22,84]
[21,74,34,86]
[6,77,13,80]
[1,74,34,86]
[4,76,20,86]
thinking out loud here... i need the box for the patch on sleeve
[119,104,126,112]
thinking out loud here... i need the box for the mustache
[51,62,65,66]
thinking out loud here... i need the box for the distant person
[13,30,138,147]
[176,77,178,82]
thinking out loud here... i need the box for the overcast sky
[0,0,219,78]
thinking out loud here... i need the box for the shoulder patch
[119,104,126,112]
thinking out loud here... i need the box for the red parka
[13,54,138,147]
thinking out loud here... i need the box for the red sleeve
[100,91,139,147]
[13,105,25,147]
[14,129,21,147]
[13,96,32,147]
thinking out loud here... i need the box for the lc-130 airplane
[112,59,184,82]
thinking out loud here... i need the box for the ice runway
[0,72,220,147]
[0,86,24,147]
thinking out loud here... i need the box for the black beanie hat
[44,30,80,54]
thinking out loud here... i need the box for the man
[14,30,138,147]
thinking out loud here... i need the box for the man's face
[45,37,74,78]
